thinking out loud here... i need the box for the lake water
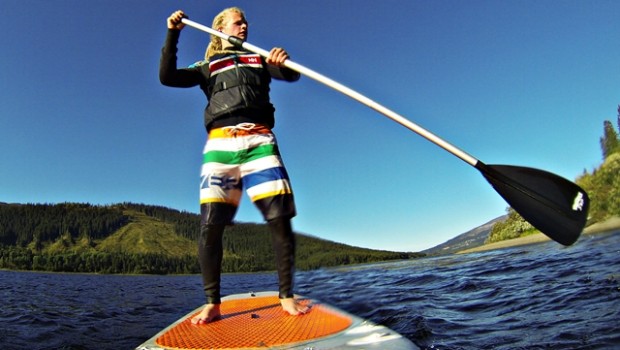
[1,230,619,350]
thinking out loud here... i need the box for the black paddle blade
[475,163,589,246]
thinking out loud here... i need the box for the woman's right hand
[167,10,187,30]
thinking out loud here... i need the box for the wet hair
[205,7,246,60]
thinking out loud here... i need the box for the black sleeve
[266,64,301,82]
[159,29,202,87]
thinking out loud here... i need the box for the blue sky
[1,0,618,252]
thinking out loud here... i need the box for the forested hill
[0,202,422,274]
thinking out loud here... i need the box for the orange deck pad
[155,295,353,349]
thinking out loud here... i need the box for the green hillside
[0,203,421,274]
[95,210,196,256]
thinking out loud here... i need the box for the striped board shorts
[200,123,295,222]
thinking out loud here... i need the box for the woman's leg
[198,223,226,305]
[268,216,309,315]
[192,222,226,324]
[268,217,296,299]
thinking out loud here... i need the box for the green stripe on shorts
[203,144,279,164]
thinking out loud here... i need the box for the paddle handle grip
[181,18,479,167]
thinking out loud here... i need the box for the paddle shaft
[179,18,588,246]
[181,18,479,167]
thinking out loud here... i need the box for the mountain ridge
[422,215,508,256]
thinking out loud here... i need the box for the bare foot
[280,297,310,315]
[191,304,221,324]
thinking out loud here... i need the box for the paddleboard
[136,291,419,350]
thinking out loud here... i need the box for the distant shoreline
[457,216,620,254]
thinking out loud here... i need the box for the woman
[160,8,308,323]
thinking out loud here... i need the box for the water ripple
[1,230,619,349]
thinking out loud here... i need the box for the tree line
[0,246,198,274]
[0,203,129,246]
[0,203,421,274]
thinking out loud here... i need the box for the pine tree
[617,105,620,135]
[600,111,620,159]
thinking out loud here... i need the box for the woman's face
[220,11,248,40]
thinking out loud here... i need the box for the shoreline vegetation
[0,203,421,274]
[1,207,618,274]
[457,216,620,254]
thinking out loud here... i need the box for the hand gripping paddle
[181,18,589,246]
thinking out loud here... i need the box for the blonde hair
[205,7,246,60]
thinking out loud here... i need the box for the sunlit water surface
[1,230,619,349]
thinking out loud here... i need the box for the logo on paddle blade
[572,192,585,211]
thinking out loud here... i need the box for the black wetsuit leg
[198,202,236,304]
[198,223,225,304]
[268,217,296,299]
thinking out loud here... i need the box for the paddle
[181,18,589,246]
